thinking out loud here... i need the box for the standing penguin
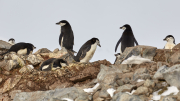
[115,24,138,54]
[56,20,75,52]
[73,38,101,63]
[163,35,176,49]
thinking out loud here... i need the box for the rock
[13,87,91,101]
[2,71,10,75]
[0,75,21,93]
[136,81,145,88]
[34,48,52,54]
[26,54,44,65]
[53,48,59,53]
[97,65,121,86]
[116,84,136,93]
[133,87,149,95]
[0,40,12,49]
[169,50,180,63]
[0,93,11,101]
[160,96,177,101]
[98,88,110,98]
[49,81,73,90]
[19,65,34,74]
[162,64,180,89]
[3,60,18,71]
[153,65,169,79]
[0,60,7,68]
[112,92,146,101]
[9,53,25,67]
[173,43,180,50]
[115,45,157,65]
[144,79,155,88]
[0,78,2,84]
[133,67,150,81]
[9,90,22,100]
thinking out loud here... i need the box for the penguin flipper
[134,38,139,45]
[79,45,91,60]
[59,33,64,46]
[115,37,122,52]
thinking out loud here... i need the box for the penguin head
[114,53,121,57]
[120,24,131,30]
[163,35,175,44]
[8,38,15,45]
[91,38,101,47]
[56,20,69,27]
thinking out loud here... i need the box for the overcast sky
[0,0,180,63]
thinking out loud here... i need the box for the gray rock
[153,65,169,79]
[115,45,157,65]
[162,64,180,89]
[4,60,18,71]
[133,67,150,81]
[143,79,155,88]
[19,65,34,74]
[112,92,146,101]
[0,40,12,49]
[53,48,59,53]
[116,84,136,93]
[34,48,52,54]
[9,90,22,100]
[13,87,91,101]
[26,54,44,65]
[133,87,149,95]
[160,96,177,101]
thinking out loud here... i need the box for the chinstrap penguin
[40,58,67,71]
[0,42,36,56]
[115,24,138,54]
[73,38,101,63]
[163,35,176,49]
[56,20,76,53]
[8,38,15,45]
[114,53,121,64]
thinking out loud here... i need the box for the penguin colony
[0,20,176,71]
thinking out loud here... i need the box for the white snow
[121,55,152,64]
[61,98,73,101]
[83,83,100,93]
[151,86,179,100]
[125,89,136,95]
[107,88,116,97]
[136,79,144,82]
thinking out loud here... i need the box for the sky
[0,0,180,63]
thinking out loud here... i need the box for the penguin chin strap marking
[60,23,66,26]
[122,27,126,30]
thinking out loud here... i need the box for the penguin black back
[39,58,56,70]
[56,20,74,52]
[74,38,101,63]
[115,24,138,53]
[0,42,36,56]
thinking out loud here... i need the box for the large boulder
[115,45,157,65]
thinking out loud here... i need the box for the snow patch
[121,55,152,64]
[107,88,116,97]
[61,98,73,101]
[125,89,136,95]
[83,83,100,93]
[152,86,179,100]
[137,79,144,82]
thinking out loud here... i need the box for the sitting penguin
[39,58,68,71]
[73,37,101,63]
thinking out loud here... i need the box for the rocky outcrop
[0,45,180,100]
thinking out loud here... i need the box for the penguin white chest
[165,43,175,49]
[80,43,97,63]
[17,48,27,55]
[61,37,64,48]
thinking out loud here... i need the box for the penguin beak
[34,47,36,49]
[163,38,167,41]
[56,22,60,25]
[98,43,101,47]
[120,27,123,29]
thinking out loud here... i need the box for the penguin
[115,24,138,54]
[163,35,176,49]
[8,38,15,45]
[40,58,67,71]
[114,53,121,64]
[0,42,36,56]
[56,20,76,53]
[73,38,101,63]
